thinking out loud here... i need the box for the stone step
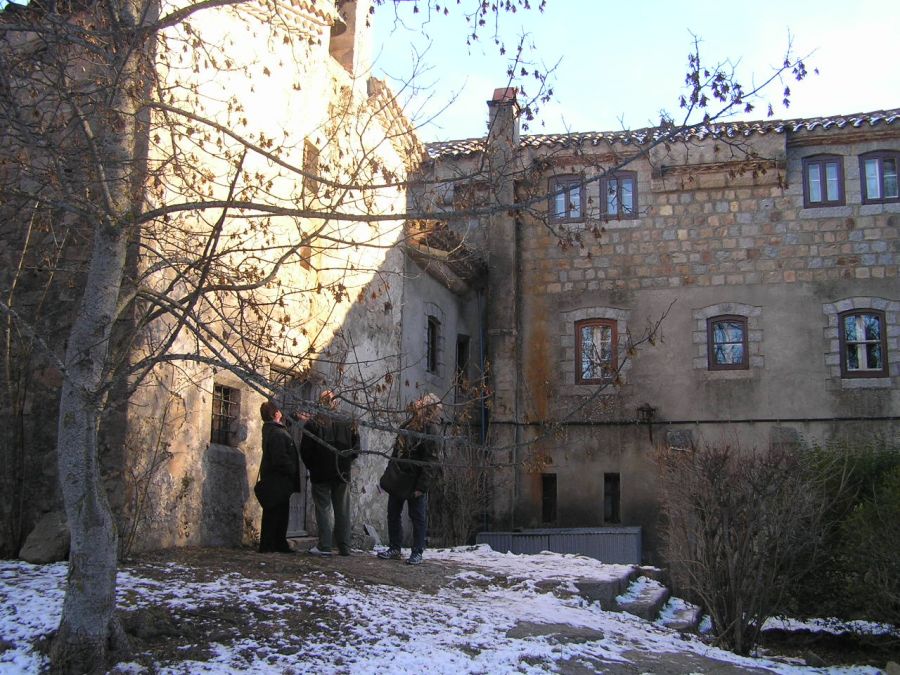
[615,576,671,621]
[656,597,704,633]
[574,566,639,610]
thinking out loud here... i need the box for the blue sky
[371,0,900,142]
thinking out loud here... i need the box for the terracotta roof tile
[426,108,900,159]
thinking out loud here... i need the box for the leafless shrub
[656,441,836,655]
[428,437,493,547]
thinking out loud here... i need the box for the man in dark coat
[297,390,360,556]
[377,392,442,565]
[258,400,301,553]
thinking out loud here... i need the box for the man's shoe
[338,546,351,557]
[406,551,423,566]
[376,547,402,560]
[308,546,333,556]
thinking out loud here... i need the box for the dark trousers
[259,501,291,553]
[311,480,351,551]
[387,493,427,554]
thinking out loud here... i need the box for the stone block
[19,511,69,564]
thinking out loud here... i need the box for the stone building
[0,0,449,559]
[2,0,897,566]
[417,91,899,562]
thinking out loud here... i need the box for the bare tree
[0,0,811,670]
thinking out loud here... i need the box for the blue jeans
[311,481,351,551]
[387,492,427,554]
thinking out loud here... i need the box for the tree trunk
[50,225,131,673]
[49,0,155,668]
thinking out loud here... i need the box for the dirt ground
[105,546,899,673]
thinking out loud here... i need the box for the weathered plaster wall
[118,0,413,553]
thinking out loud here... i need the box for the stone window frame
[210,383,241,447]
[707,314,750,371]
[801,154,845,208]
[561,306,630,386]
[599,170,638,220]
[859,150,900,205]
[547,174,584,223]
[693,303,763,374]
[823,297,898,389]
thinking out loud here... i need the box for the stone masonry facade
[422,103,899,562]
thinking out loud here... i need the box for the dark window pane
[427,316,440,373]
[867,344,883,369]
[847,345,860,370]
[863,314,881,340]
[844,315,859,341]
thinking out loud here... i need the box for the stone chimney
[487,87,520,152]
[330,0,373,80]
[486,86,520,200]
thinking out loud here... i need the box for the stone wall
[426,111,899,562]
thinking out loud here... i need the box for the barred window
[211,384,239,446]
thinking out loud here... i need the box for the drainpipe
[477,289,487,446]
[477,288,488,533]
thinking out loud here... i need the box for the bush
[839,464,900,625]
[428,439,492,547]
[657,442,834,655]
[785,438,900,623]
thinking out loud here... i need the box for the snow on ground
[0,545,886,674]
[763,616,900,638]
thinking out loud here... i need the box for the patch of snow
[0,548,888,674]
[615,576,665,604]
[764,615,900,638]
